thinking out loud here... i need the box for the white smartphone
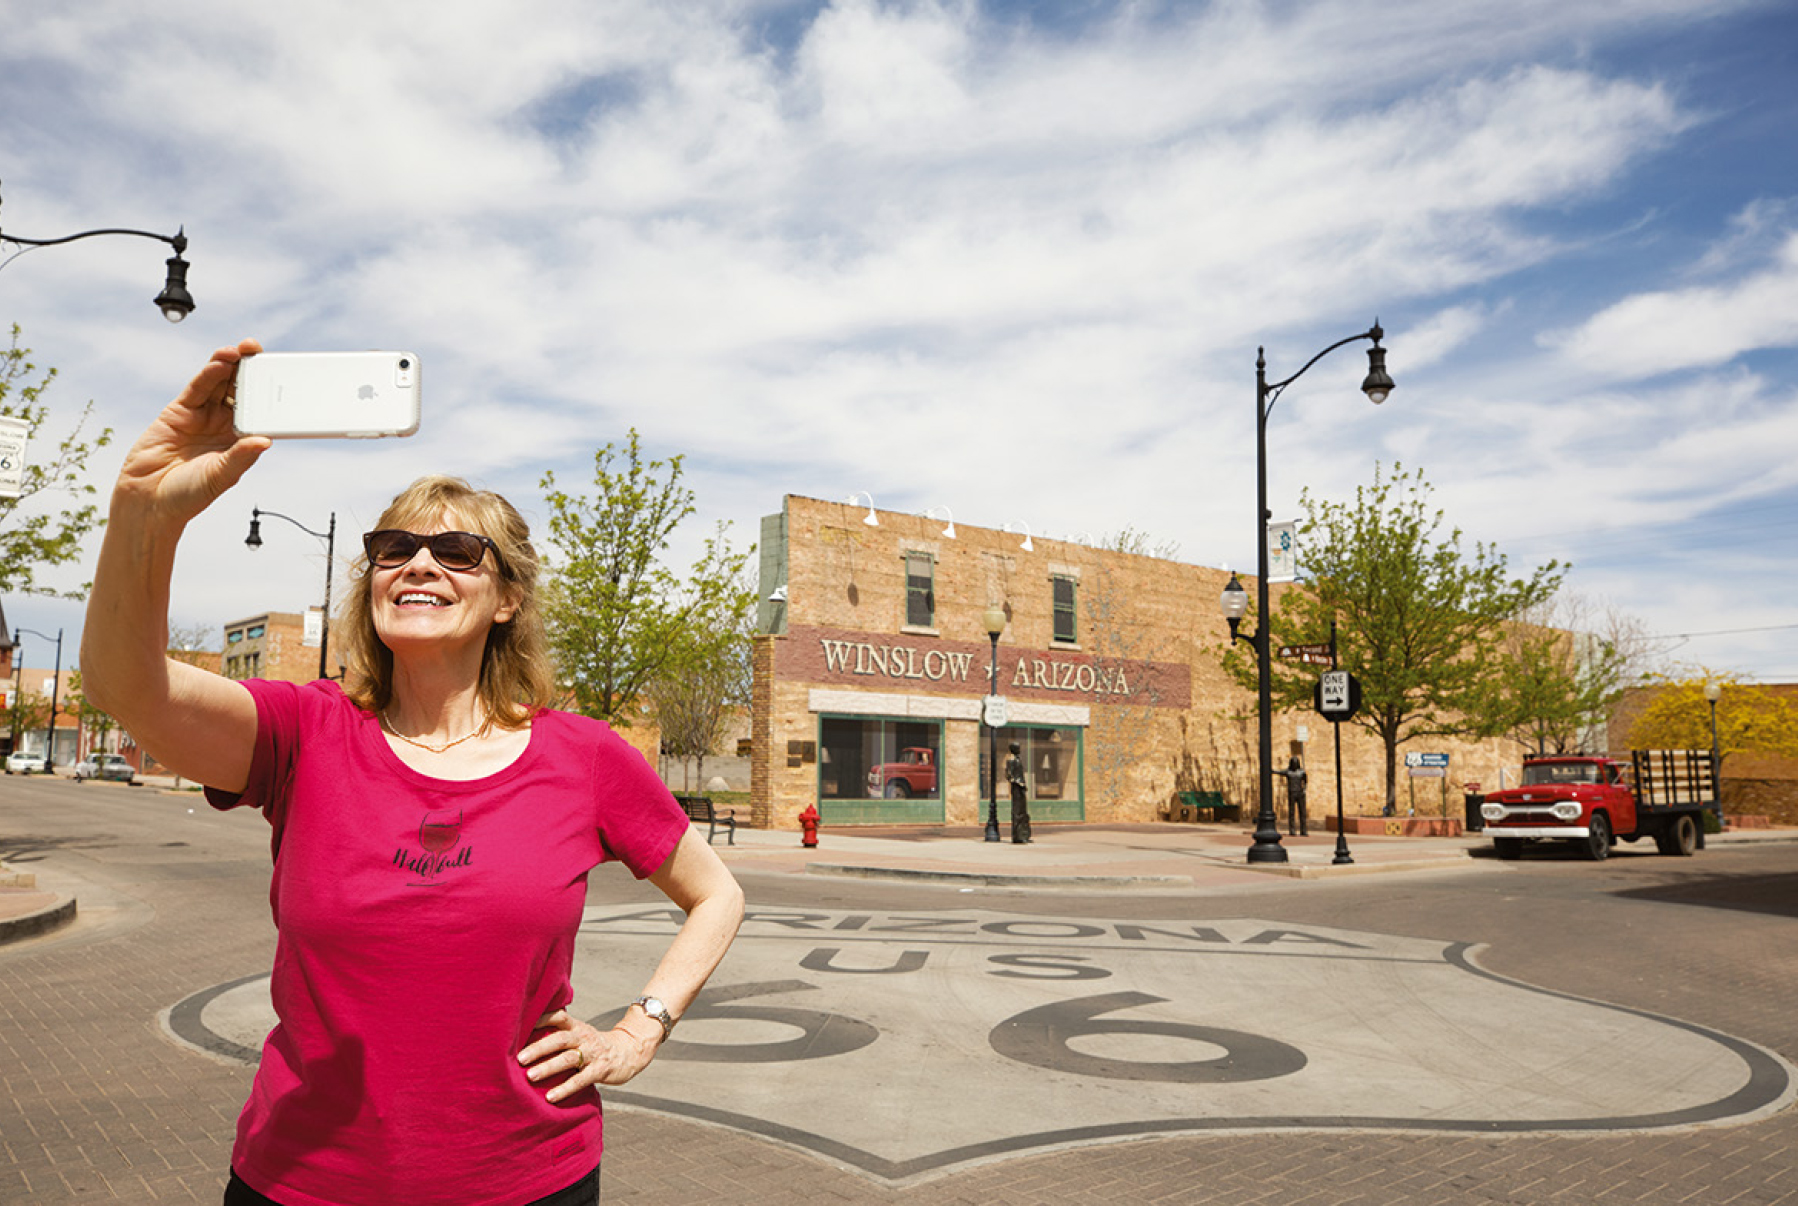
[232,351,421,439]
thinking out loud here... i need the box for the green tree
[6,679,51,751]
[540,430,753,725]
[66,670,117,754]
[1628,672,1798,763]
[648,571,755,790]
[1223,463,1562,813]
[0,324,113,597]
[1491,594,1654,756]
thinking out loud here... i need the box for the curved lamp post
[0,185,195,321]
[247,508,337,680]
[1222,322,1393,864]
[13,626,64,769]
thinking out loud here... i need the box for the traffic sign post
[1313,636,1357,865]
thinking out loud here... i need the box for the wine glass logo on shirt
[411,809,465,883]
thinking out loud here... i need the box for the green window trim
[904,551,936,630]
[1051,574,1078,644]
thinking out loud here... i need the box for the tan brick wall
[752,495,1529,828]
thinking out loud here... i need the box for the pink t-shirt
[207,679,687,1206]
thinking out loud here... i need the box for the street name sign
[1280,643,1333,666]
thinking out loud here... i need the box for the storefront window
[982,724,1084,822]
[819,715,945,824]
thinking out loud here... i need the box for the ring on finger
[570,1047,586,1069]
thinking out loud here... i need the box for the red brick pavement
[4,781,1797,1204]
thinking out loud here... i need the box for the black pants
[224,1164,599,1205]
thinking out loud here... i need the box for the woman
[80,340,744,1206]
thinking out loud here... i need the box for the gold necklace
[381,711,489,755]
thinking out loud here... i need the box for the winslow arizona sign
[775,624,1192,709]
[168,907,1793,1185]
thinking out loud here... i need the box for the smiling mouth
[396,593,450,607]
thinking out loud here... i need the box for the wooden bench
[675,794,736,845]
[1174,790,1241,824]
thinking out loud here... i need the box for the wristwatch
[631,995,676,1042]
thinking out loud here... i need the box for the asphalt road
[4,775,1797,1204]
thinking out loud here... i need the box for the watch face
[636,996,674,1035]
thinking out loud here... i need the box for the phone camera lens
[398,358,412,370]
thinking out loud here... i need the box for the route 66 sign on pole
[0,416,29,499]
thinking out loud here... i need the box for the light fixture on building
[1004,521,1034,552]
[922,505,956,539]
[0,185,196,322]
[768,584,788,603]
[844,492,879,526]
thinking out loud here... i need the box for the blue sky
[2,0,1796,680]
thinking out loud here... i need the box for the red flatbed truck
[1478,750,1715,861]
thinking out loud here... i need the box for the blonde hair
[339,476,555,726]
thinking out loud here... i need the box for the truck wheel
[884,781,910,799]
[1582,813,1612,861]
[1493,838,1523,860]
[1666,814,1698,857]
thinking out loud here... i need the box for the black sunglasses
[362,529,502,573]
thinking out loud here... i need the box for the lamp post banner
[1267,520,1297,583]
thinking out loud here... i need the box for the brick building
[221,612,324,683]
[750,495,1525,830]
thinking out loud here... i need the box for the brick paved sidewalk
[5,782,1797,1204]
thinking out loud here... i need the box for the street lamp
[1222,322,1393,864]
[13,627,64,769]
[0,184,196,321]
[247,507,338,680]
[1705,680,1723,828]
[983,604,1007,843]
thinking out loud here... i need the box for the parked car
[5,750,47,774]
[74,752,138,784]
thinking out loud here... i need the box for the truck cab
[1480,752,1707,861]
[867,747,937,799]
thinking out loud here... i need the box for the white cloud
[1551,230,1798,379]
[3,0,1795,677]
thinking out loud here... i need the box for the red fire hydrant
[799,803,820,848]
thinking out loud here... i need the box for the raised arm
[80,340,272,791]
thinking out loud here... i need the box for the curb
[0,895,78,945]
[804,863,1194,889]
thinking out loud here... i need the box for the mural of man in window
[1006,741,1031,843]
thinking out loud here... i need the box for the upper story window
[1052,574,1078,644]
[904,551,935,629]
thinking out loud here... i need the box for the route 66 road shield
[168,906,1794,1185]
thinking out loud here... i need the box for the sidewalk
[699,818,1798,889]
